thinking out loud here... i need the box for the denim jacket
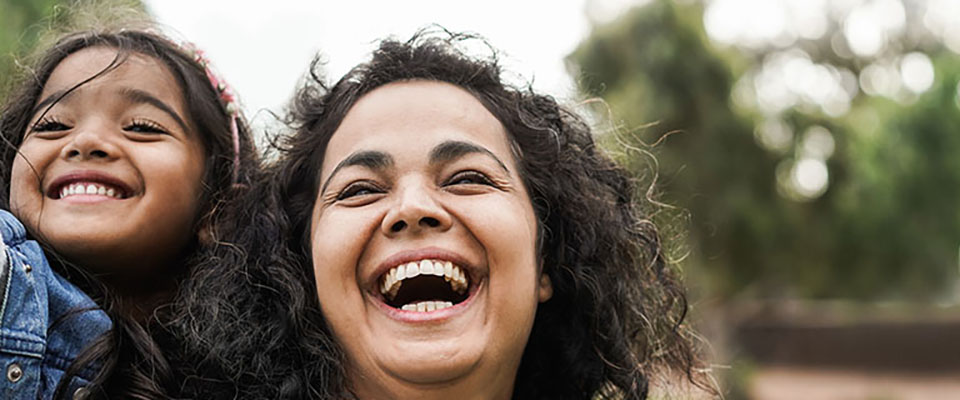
[0,210,111,399]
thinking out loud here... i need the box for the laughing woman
[255,31,713,399]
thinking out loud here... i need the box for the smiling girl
[0,27,256,399]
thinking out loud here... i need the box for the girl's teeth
[59,183,123,199]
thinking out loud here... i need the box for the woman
[264,31,709,398]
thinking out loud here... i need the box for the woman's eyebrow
[430,140,509,173]
[120,88,189,131]
[320,150,394,194]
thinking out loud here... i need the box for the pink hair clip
[182,43,241,184]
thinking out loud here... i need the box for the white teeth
[400,300,454,312]
[420,259,433,275]
[379,259,470,301]
[58,182,123,199]
[405,262,418,279]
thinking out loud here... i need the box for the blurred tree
[0,0,146,98]
[0,0,65,96]
[569,0,960,300]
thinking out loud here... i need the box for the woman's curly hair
[264,29,710,399]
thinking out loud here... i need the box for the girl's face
[311,80,552,398]
[8,46,207,276]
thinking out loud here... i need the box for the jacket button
[6,362,22,382]
[23,264,31,273]
[73,387,89,400]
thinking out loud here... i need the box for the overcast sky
[144,0,646,129]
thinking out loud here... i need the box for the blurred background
[2,0,959,398]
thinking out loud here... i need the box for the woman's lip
[370,280,483,323]
[369,247,480,289]
[46,170,135,199]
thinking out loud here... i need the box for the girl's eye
[337,181,384,201]
[124,119,167,134]
[31,117,70,132]
[446,170,494,186]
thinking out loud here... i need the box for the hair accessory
[182,43,241,184]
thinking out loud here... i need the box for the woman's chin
[374,343,482,385]
[352,291,491,386]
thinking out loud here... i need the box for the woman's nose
[381,180,452,236]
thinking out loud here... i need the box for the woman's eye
[124,119,167,134]
[337,182,384,201]
[31,117,70,132]
[446,170,494,186]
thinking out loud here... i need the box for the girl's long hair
[0,28,258,399]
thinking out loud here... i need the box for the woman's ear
[538,272,553,302]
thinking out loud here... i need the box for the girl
[0,27,257,399]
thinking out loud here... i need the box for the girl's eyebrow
[320,150,394,194]
[29,87,189,132]
[31,89,68,117]
[119,88,189,131]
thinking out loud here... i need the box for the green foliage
[0,0,65,96]
[0,0,147,98]
[570,0,960,300]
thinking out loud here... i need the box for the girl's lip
[46,170,135,199]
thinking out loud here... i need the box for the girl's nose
[60,124,120,161]
[381,180,453,236]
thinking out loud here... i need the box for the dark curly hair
[265,30,708,399]
[0,28,258,399]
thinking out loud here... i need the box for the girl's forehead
[41,46,183,108]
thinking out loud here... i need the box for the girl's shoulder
[0,209,111,399]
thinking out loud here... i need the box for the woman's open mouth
[378,259,472,312]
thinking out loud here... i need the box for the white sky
[144,0,646,130]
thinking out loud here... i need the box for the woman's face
[310,80,552,397]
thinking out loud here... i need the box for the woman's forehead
[323,80,513,168]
